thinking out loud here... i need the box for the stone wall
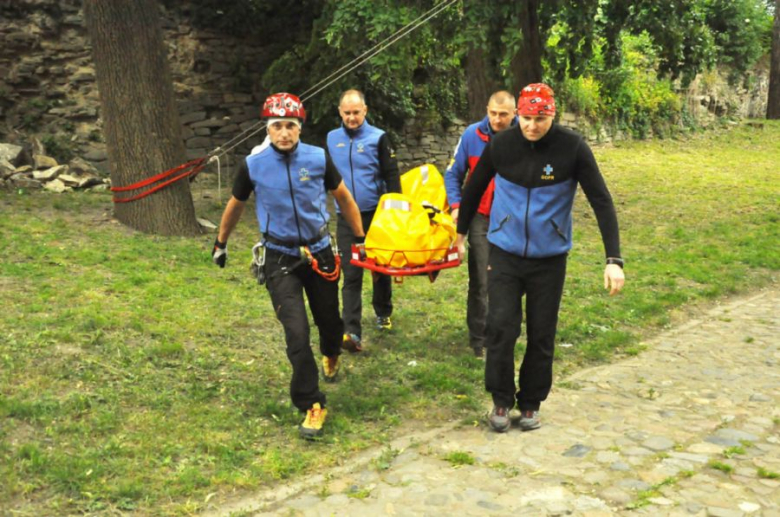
[0,0,772,183]
[0,0,274,176]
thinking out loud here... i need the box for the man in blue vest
[211,93,365,439]
[455,84,625,433]
[327,89,401,352]
[445,91,517,358]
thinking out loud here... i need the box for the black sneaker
[471,345,484,358]
[518,409,541,431]
[488,406,511,433]
[376,316,392,331]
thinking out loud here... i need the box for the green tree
[769,0,780,118]
[262,0,465,140]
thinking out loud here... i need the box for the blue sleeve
[444,134,469,208]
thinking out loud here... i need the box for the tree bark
[767,0,780,119]
[511,0,544,91]
[84,0,200,235]
[465,48,500,121]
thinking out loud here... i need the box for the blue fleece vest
[327,121,385,212]
[488,175,578,258]
[246,143,330,255]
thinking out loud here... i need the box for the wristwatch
[606,257,624,269]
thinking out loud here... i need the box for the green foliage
[164,0,772,140]
[262,0,466,141]
[557,76,603,119]
[552,32,683,138]
[702,0,775,82]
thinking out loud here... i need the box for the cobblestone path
[211,289,779,517]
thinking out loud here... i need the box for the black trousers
[264,246,343,412]
[485,245,567,411]
[467,214,490,350]
[337,211,392,337]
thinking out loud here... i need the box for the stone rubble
[0,140,109,192]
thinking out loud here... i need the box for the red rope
[111,158,206,203]
[303,247,342,281]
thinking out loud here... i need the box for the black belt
[263,226,328,248]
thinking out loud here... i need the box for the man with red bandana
[445,91,517,358]
[455,83,626,433]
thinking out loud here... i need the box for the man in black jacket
[455,83,626,433]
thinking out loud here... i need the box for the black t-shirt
[232,144,343,201]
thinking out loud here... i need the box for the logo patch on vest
[336,143,346,148]
[541,164,554,180]
[357,143,365,153]
[299,168,311,182]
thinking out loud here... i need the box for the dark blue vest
[246,143,330,256]
[327,121,385,212]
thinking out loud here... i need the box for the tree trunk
[767,0,780,119]
[84,0,201,235]
[511,0,544,91]
[465,48,500,121]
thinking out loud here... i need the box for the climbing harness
[302,246,341,282]
[261,244,342,283]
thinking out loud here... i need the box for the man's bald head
[486,91,517,133]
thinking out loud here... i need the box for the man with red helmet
[212,92,365,439]
[455,83,625,433]
[445,90,517,358]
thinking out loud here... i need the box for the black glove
[212,238,227,268]
[355,235,366,245]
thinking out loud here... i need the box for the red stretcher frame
[350,244,461,283]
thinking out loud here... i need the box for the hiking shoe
[376,316,393,331]
[518,409,541,431]
[488,406,511,433]
[321,355,340,383]
[299,403,328,440]
[342,333,363,353]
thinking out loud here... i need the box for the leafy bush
[554,32,684,138]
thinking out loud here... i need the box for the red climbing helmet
[517,83,556,117]
[261,92,306,122]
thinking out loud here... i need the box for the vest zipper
[349,138,357,207]
[523,189,531,257]
[523,140,537,257]
[285,156,303,244]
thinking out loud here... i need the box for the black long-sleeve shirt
[457,124,621,259]
[373,132,402,194]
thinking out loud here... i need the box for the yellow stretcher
[350,164,460,282]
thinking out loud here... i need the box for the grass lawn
[1,121,778,515]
